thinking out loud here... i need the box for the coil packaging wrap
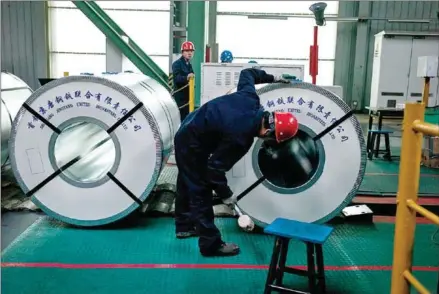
[227,82,367,226]
[9,73,180,226]
[1,72,33,170]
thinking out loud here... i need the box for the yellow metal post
[189,77,195,113]
[63,72,69,77]
[421,77,430,106]
[390,102,426,294]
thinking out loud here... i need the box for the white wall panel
[1,1,48,89]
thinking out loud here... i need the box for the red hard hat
[274,112,299,143]
[181,41,195,51]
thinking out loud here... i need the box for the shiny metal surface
[1,72,33,168]
[9,72,180,226]
[53,121,116,183]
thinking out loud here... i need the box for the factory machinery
[4,70,366,229]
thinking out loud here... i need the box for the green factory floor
[359,158,439,196]
[2,217,438,294]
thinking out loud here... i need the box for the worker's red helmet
[274,112,299,142]
[181,41,195,52]
[264,111,299,143]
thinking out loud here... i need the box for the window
[48,1,170,77]
[105,10,169,55]
[217,16,337,59]
[216,1,338,85]
[50,53,106,77]
[217,1,338,15]
[123,56,170,74]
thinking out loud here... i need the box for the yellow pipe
[63,72,69,77]
[390,102,425,294]
[403,270,430,294]
[406,200,439,225]
[412,120,439,137]
[189,77,195,113]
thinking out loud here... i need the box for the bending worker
[174,68,299,257]
[172,41,195,121]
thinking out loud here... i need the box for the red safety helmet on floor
[181,41,195,52]
[274,112,299,142]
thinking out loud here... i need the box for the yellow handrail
[390,102,439,294]
[189,76,195,113]
[406,200,439,225]
[403,270,430,294]
[412,120,439,137]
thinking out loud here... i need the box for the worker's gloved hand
[274,74,297,83]
[187,73,195,80]
[214,185,235,205]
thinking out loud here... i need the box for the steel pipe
[9,73,180,226]
[1,72,33,170]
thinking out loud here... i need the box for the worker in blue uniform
[172,41,195,121]
[174,67,300,257]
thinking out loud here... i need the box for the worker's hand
[274,74,300,83]
[214,185,235,204]
[187,73,195,80]
[222,194,237,206]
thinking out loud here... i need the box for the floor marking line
[1,262,437,272]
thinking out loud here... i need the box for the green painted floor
[359,159,439,196]
[2,217,438,294]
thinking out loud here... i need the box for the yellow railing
[189,76,195,113]
[390,102,439,294]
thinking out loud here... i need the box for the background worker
[220,50,234,63]
[172,41,195,121]
[173,67,299,257]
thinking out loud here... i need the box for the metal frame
[390,95,439,293]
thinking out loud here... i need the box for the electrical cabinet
[200,63,343,106]
[369,31,439,109]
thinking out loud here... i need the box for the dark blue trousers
[174,134,223,254]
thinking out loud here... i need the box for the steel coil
[227,83,367,226]
[1,72,33,170]
[9,73,180,226]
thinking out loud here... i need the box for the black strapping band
[107,102,143,134]
[236,176,266,202]
[23,103,61,134]
[107,172,143,206]
[313,110,354,141]
[25,138,112,197]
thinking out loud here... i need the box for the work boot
[176,230,197,239]
[201,242,240,257]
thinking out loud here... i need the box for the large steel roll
[1,72,33,170]
[9,73,180,226]
[228,83,366,226]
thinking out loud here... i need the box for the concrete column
[106,38,123,72]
